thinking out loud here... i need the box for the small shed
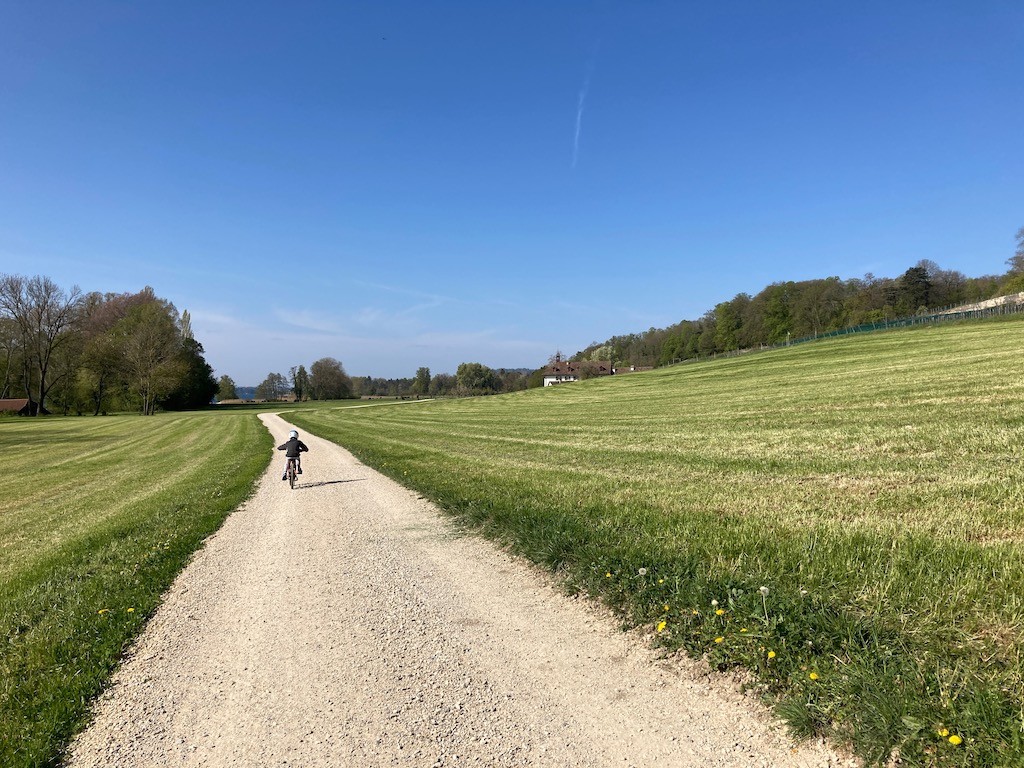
[0,398,33,415]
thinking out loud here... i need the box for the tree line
[575,234,1024,368]
[239,362,536,402]
[225,357,355,402]
[0,274,217,416]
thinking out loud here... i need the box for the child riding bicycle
[278,429,309,480]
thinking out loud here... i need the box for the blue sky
[2,2,1022,383]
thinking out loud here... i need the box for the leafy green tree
[114,300,184,415]
[163,338,218,410]
[496,368,529,392]
[255,372,288,400]
[76,289,156,414]
[217,374,238,401]
[308,357,352,400]
[714,295,749,351]
[963,274,1001,302]
[843,274,892,326]
[759,283,794,344]
[180,309,193,340]
[696,310,718,357]
[790,277,848,337]
[895,266,931,315]
[916,260,967,309]
[78,324,121,414]
[349,376,370,397]
[411,366,431,395]
[428,372,456,396]
[659,321,691,365]
[121,303,179,414]
[456,362,498,393]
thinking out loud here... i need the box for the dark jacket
[277,437,309,458]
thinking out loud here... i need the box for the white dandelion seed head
[637,568,648,577]
[711,599,719,607]
[759,586,770,597]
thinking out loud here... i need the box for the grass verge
[0,410,269,768]
[290,317,1024,767]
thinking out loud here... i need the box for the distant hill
[235,386,257,401]
[573,261,1024,369]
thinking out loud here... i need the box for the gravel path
[68,413,851,768]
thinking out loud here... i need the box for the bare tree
[0,274,83,415]
[289,365,309,401]
[0,316,19,399]
[1009,226,1024,274]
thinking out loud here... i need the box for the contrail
[572,41,601,169]
[572,79,589,168]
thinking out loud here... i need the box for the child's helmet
[289,430,298,438]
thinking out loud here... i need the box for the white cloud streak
[572,83,588,169]
[572,41,601,169]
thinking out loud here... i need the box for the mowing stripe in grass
[0,411,270,768]
[289,317,1024,768]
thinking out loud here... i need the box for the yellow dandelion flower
[657,621,667,632]
[714,636,724,643]
[740,628,748,633]
[809,672,819,681]
[97,609,109,615]
[767,650,776,659]
[663,604,670,612]
[938,728,949,737]
[605,572,612,578]
[691,609,699,615]
[715,609,725,616]
[948,735,962,746]
[658,578,665,584]
[127,608,135,613]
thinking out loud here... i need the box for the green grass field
[0,411,269,768]
[290,317,1024,767]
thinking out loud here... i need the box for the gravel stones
[67,413,848,768]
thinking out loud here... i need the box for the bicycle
[286,457,299,489]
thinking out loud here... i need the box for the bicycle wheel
[288,461,296,489]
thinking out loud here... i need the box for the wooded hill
[574,233,1024,368]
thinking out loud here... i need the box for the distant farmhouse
[542,360,652,386]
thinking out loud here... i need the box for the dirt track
[68,412,850,767]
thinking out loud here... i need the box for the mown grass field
[290,317,1024,767]
[0,411,270,768]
